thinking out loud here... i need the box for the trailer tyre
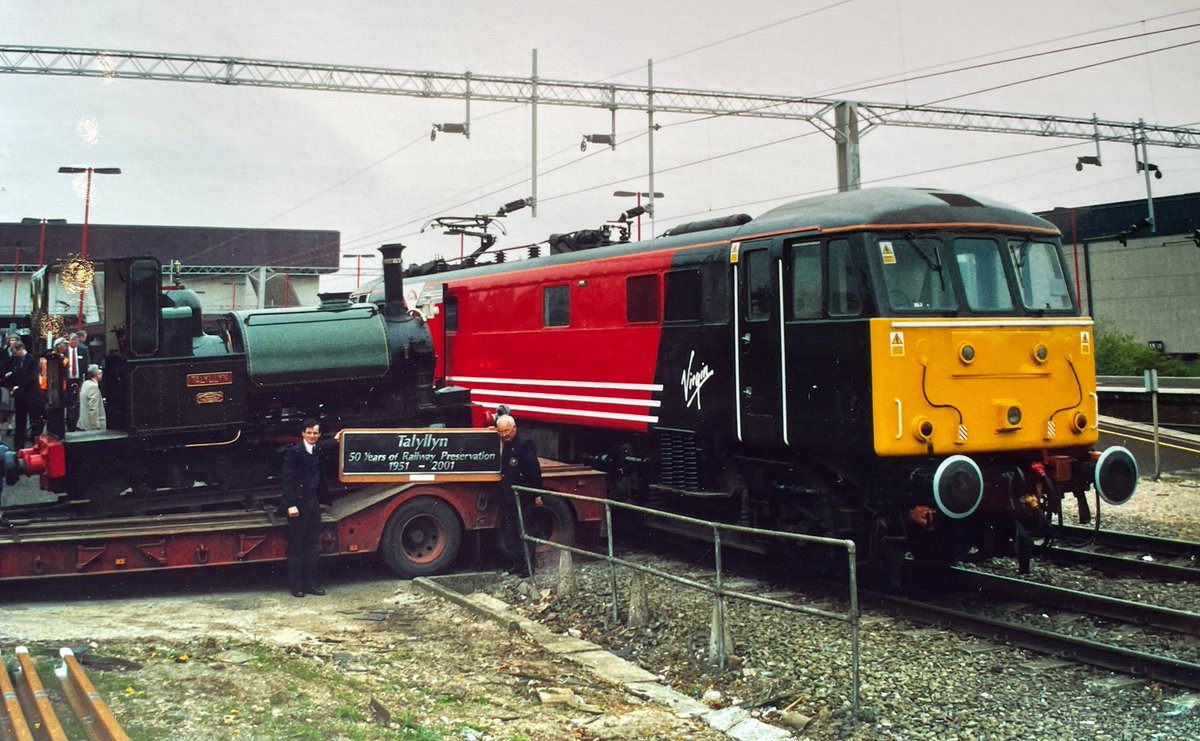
[497,494,577,561]
[380,498,463,578]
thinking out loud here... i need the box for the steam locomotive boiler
[362,187,1140,574]
[13,244,454,511]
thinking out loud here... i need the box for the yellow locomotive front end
[870,317,1098,457]
[861,226,1137,545]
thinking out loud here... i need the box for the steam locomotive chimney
[379,243,407,318]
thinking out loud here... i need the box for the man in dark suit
[497,413,541,576]
[280,418,326,597]
[7,342,40,450]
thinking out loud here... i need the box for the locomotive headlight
[912,417,935,442]
[958,342,976,365]
[1071,411,1088,433]
[1032,343,1049,364]
[994,401,1022,430]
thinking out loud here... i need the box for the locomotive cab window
[786,241,821,319]
[826,239,862,317]
[543,284,570,327]
[1009,240,1073,312]
[626,274,660,323]
[664,269,701,323]
[877,237,956,312]
[444,296,459,332]
[744,248,772,321]
[954,238,1013,312]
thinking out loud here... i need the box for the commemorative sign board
[338,428,502,484]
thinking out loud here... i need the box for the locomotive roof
[375,187,1058,290]
[742,187,1059,238]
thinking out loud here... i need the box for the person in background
[77,364,106,432]
[0,334,16,435]
[7,342,38,449]
[496,412,542,577]
[280,418,326,598]
[65,332,89,431]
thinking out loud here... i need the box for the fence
[513,485,861,717]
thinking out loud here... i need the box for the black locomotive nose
[932,455,984,519]
[1094,446,1139,506]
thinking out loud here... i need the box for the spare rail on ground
[0,646,128,741]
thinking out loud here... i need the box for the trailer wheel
[379,498,463,578]
[496,494,577,561]
[528,495,576,552]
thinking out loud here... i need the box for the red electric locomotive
[363,187,1140,575]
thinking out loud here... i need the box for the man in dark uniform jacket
[7,342,39,450]
[281,418,326,597]
[497,413,541,576]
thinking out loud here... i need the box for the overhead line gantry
[4,45,1198,218]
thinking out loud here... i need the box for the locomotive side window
[444,296,459,332]
[827,239,862,317]
[878,237,957,312]
[700,262,728,324]
[626,274,660,323]
[787,241,821,319]
[954,238,1013,311]
[664,270,701,323]
[543,285,570,327]
[744,249,772,321]
[1009,240,1073,312]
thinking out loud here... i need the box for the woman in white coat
[78,364,107,432]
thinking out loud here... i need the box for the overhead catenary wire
[191,14,1200,270]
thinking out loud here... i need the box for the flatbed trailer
[0,460,605,582]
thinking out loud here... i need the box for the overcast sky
[2,1,1198,290]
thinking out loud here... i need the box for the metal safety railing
[513,485,860,718]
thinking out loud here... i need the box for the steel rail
[12,647,67,740]
[1053,525,1200,560]
[1044,542,1200,582]
[0,650,34,741]
[870,591,1200,690]
[1,647,129,741]
[56,649,129,741]
[947,566,1200,636]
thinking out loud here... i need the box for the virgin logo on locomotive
[681,351,715,410]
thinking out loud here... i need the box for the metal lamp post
[58,166,121,328]
[343,252,373,289]
[20,217,67,268]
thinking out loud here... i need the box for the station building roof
[1038,191,1200,244]
[0,222,340,274]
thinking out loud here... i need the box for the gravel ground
[1,561,728,741]
[494,475,1200,740]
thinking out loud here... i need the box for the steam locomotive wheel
[379,498,463,578]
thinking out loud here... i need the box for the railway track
[867,565,1200,690]
[0,646,128,740]
[1044,526,1200,582]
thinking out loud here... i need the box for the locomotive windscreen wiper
[903,232,946,291]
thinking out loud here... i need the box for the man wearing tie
[280,419,327,598]
[65,332,89,431]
